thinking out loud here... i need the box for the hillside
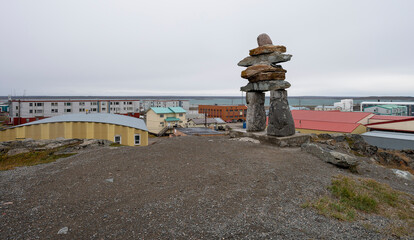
[1,136,413,239]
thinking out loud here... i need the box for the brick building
[198,105,247,122]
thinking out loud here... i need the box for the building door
[114,135,121,144]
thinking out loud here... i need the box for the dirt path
[1,136,413,239]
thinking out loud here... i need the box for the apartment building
[198,105,247,122]
[141,100,190,111]
[145,107,186,135]
[8,98,141,125]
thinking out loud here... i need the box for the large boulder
[301,143,359,170]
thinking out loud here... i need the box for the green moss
[306,175,414,237]
[0,143,79,171]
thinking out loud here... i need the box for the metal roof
[150,107,186,114]
[16,113,148,131]
[169,107,186,113]
[291,110,372,124]
[165,117,180,122]
[362,131,414,141]
[150,107,173,114]
[294,119,361,133]
[191,118,225,125]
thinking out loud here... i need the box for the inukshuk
[238,33,295,137]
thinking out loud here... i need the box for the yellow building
[0,113,148,146]
[146,107,186,135]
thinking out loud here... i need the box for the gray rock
[246,92,266,132]
[257,33,273,46]
[301,143,359,169]
[267,90,295,137]
[105,178,114,183]
[57,227,68,234]
[238,52,292,67]
[241,80,290,92]
[391,169,414,180]
[6,148,30,156]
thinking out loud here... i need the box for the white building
[8,98,141,125]
[140,100,190,112]
[315,99,354,112]
[334,99,353,112]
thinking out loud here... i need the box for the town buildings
[292,110,373,134]
[361,102,414,116]
[0,113,148,146]
[8,97,141,125]
[140,100,190,111]
[315,99,353,112]
[198,105,247,122]
[145,107,186,135]
[363,104,408,116]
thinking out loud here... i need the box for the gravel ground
[1,136,413,239]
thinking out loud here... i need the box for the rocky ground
[1,135,413,239]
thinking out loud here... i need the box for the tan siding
[0,122,148,146]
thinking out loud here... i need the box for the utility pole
[205,112,207,127]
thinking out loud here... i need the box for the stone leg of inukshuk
[267,90,295,136]
[246,92,266,132]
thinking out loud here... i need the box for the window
[51,102,58,106]
[114,135,121,144]
[16,106,18,110]
[64,109,71,113]
[102,108,106,111]
[29,110,33,113]
[102,102,106,106]
[16,113,19,117]
[160,122,164,127]
[29,103,33,106]
[134,134,141,145]
[91,102,97,106]
[128,102,132,105]
[64,102,71,106]
[160,114,164,118]
[79,102,85,106]
[179,113,183,117]
[79,108,85,112]
[35,109,43,113]
[51,109,58,113]
[115,102,119,105]
[35,103,43,106]
[91,108,97,111]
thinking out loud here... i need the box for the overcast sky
[1,0,413,97]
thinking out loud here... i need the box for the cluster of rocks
[306,133,414,174]
[0,138,113,156]
[238,33,295,137]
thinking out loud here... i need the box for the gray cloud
[1,0,413,96]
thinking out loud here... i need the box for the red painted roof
[370,115,414,121]
[294,119,361,133]
[291,110,372,124]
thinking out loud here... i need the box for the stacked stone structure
[238,33,295,137]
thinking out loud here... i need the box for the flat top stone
[257,33,273,46]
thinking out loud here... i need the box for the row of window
[23,101,136,107]
[114,134,141,145]
[159,113,184,118]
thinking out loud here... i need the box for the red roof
[294,119,361,133]
[370,115,414,121]
[291,110,372,124]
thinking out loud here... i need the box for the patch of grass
[304,175,414,237]
[0,144,78,171]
